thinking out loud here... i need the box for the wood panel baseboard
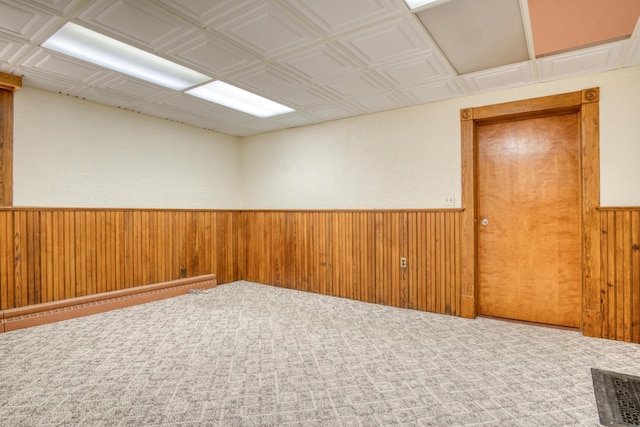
[0,274,216,332]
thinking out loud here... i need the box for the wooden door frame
[459,88,601,336]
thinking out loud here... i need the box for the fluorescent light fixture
[42,22,210,90]
[403,0,441,9]
[187,81,294,118]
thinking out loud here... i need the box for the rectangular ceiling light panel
[187,81,295,118]
[42,22,210,90]
[416,0,529,74]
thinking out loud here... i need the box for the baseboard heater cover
[0,274,216,333]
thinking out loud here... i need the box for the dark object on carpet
[592,368,640,426]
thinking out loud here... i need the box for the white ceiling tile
[0,0,62,43]
[77,0,197,50]
[318,70,388,99]
[94,74,172,99]
[624,38,640,67]
[0,34,25,63]
[401,77,467,104]
[153,93,225,118]
[279,0,403,37]
[20,48,108,84]
[271,86,335,110]
[308,103,365,121]
[157,0,261,28]
[227,64,301,96]
[538,40,626,82]
[351,91,412,113]
[213,2,321,59]
[462,61,535,94]
[335,16,432,66]
[17,68,86,94]
[23,0,88,16]
[374,52,451,87]
[163,31,259,77]
[278,44,360,82]
[271,112,321,128]
[73,87,141,109]
[182,100,256,125]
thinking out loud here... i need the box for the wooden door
[477,113,581,328]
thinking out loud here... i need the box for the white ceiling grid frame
[19,48,110,85]
[162,31,261,79]
[0,0,61,43]
[335,16,435,67]
[75,0,198,52]
[462,61,536,93]
[22,0,89,17]
[211,2,322,60]
[278,0,404,38]
[400,77,466,104]
[226,63,303,97]
[351,90,413,113]
[538,40,628,82]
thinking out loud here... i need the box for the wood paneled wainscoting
[597,207,640,342]
[0,208,239,312]
[239,210,463,316]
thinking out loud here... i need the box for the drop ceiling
[0,0,639,137]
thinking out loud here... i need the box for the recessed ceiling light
[187,81,294,118]
[42,22,210,90]
[403,0,446,10]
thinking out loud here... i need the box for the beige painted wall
[13,87,242,209]
[11,66,640,209]
[242,65,640,209]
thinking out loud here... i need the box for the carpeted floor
[1,281,639,426]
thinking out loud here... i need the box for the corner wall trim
[0,274,216,333]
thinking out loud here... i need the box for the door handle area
[480,218,489,227]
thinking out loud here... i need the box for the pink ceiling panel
[529,0,640,56]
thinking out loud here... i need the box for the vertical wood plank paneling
[14,210,27,307]
[0,211,11,309]
[599,208,640,343]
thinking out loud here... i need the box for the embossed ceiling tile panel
[186,103,256,125]
[271,111,321,128]
[153,93,225,118]
[17,68,86,94]
[0,0,62,42]
[214,2,321,59]
[318,70,388,99]
[227,64,302,96]
[374,52,451,87]
[77,0,197,50]
[462,61,535,93]
[335,16,432,66]
[270,85,334,110]
[74,87,141,109]
[279,0,403,37]
[538,40,626,81]
[157,0,261,28]
[401,77,467,104]
[163,32,259,77]
[0,34,25,63]
[309,102,366,121]
[20,49,108,84]
[624,38,640,67]
[94,74,172,99]
[351,91,412,113]
[278,44,360,82]
[23,0,89,16]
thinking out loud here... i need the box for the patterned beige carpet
[1,281,639,426]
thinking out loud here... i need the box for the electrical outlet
[180,267,187,278]
[400,257,407,268]
[444,195,455,206]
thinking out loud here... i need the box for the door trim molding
[459,88,601,336]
